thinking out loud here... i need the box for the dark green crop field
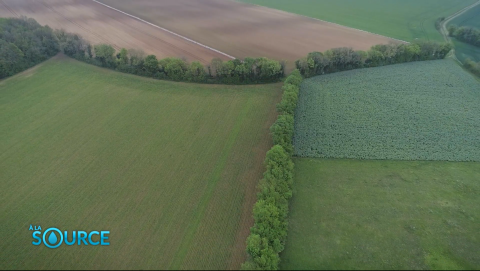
[239,0,476,42]
[293,60,480,161]
[281,158,480,270]
[0,56,281,269]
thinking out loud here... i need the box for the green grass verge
[449,3,480,28]
[281,158,480,270]
[239,0,476,42]
[453,38,480,62]
[0,56,281,269]
[293,60,480,161]
[447,4,480,64]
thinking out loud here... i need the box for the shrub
[270,114,294,155]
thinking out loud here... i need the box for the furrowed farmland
[98,0,397,71]
[282,158,480,270]
[293,60,480,161]
[0,0,230,64]
[0,56,281,269]
[239,0,477,42]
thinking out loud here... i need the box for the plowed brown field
[99,0,401,70]
[1,0,401,70]
[0,0,230,64]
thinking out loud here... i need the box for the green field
[449,3,480,28]
[293,60,480,161]
[448,3,480,63]
[0,56,281,269]
[239,0,476,42]
[281,158,480,270]
[452,38,480,62]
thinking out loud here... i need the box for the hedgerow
[296,41,453,78]
[448,25,480,47]
[242,70,303,270]
[53,29,284,85]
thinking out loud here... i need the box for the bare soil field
[0,0,230,64]
[99,0,400,70]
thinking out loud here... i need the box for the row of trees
[55,30,284,84]
[0,17,60,79]
[242,70,303,270]
[448,25,480,47]
[295,41,453,78]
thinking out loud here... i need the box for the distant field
[449,3,480,28]
[453,38,480,62]
[0,0,229,64]
[99,0,397,71]
[0,56,281,269]
[239,0,477,42]
[293,60,480,161]
[281,158,480,270]
[448,3,480,63]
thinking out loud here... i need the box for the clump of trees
[448,25,480,47]
[55,30,284,84]
[0,17,60,79]
[435,17,444,31]
[242,70,303,270]
[295,41,453,78]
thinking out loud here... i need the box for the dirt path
[439,0,480,64]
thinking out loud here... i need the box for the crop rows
[293,60,480,161]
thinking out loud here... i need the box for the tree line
[0,17,60,79]
[446,25,480,77]
[295,41,453,78]
[54,29,284,84]
[241,70,303,270]
[448,25,480,47]
[0,16,284,83]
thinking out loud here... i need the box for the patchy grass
[0,56,281,269]
[281,158,480,270]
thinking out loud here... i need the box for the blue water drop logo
[48,232,57,244]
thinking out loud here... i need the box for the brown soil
[99,0,401,70]
[0,0,230,64]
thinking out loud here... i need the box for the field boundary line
[232,0,412,44]
[91,0,236,60]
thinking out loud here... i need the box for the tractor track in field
[40,1,121,51]
[0,0,17,17]
[1,0,229,64]
[88,1,211,63]
[92,0,236,61]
